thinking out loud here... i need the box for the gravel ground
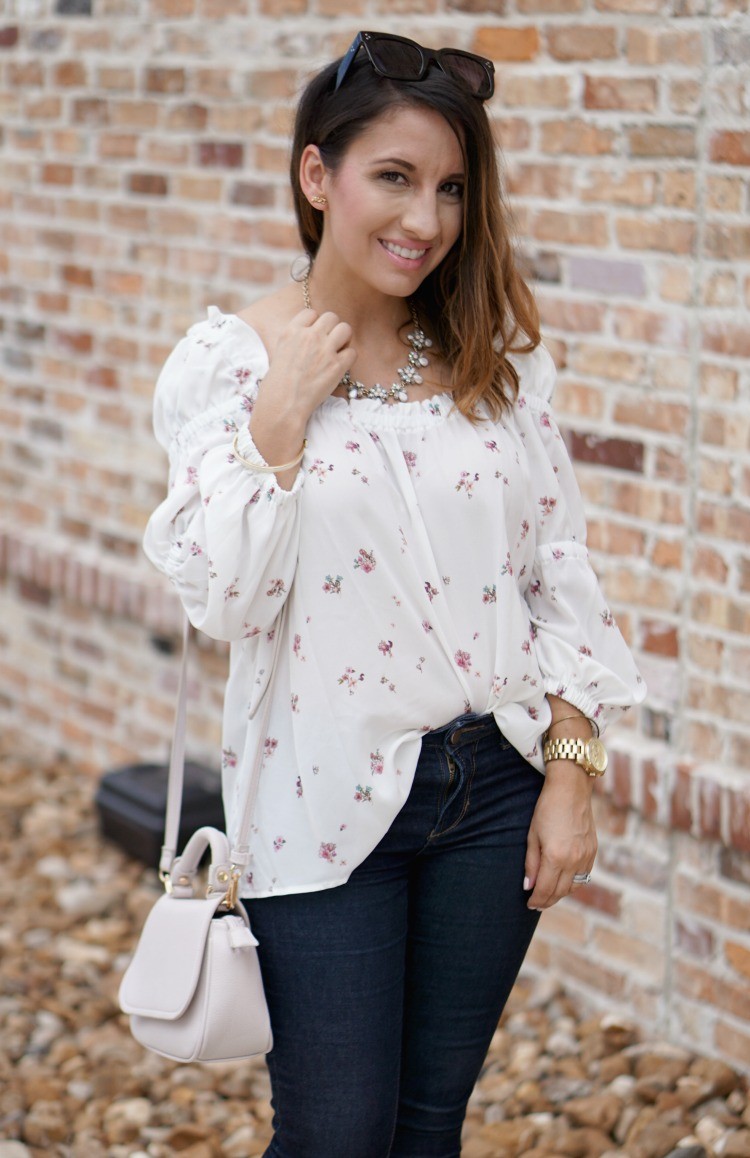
[1,750,748,1158]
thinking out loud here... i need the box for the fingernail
[523,876,531,890]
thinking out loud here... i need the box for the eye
[378,170,408,185]
[440,180,464,199]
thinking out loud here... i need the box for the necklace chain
[302,270,432,404]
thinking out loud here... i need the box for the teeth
[382,241,427,260]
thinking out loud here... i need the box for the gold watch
[543,736,608,777]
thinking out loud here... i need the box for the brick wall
[1,1,749,1069]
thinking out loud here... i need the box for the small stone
[22,1100,69,1146]
[0,1145,33,1158]
[664,1147,707,1157]
[103,1097,152,1144]
[689,1058,741,1099]
[696,1116,730,1149]
[718,1130,750,1157]
[566,1092,624,1133]
[223,1126,258,1158]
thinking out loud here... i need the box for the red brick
[498,74,570,109]
[727,790,750,854]
[166,103,209,131]
[54,61,87,86]
[41,164,74,186]
[127,173,168,196]
[0,26,19,46]
[8,61,44,86]
[710,131,750,167]
[613,308,690,351]
[541,119,615,156]
[532,209,608,246]
[629,125,696,159]
[72,98,109,125]
[726,941,750,981]
[145,67,186,94]
[197,142,244,168]
[627,27,703,66]
[569,433,644,474]
[230,181,275,208]
[537,297,605,333]
[702,322,750,359]
[474,26,539,60]
[547,24,617,61]
[617,217,695,255]
[670,765,693,833]
[584,75,657,112]
[715,1021,750,1070]
[553,946,627,997]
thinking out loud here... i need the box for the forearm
[248,386,309,491]
[543,694,597,789]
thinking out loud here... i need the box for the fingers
[527,860,595,910]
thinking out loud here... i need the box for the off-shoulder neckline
[201,307,454,421]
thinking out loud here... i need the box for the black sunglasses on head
[334,31,495,101]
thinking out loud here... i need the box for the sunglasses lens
[368,36,424,80]
[439,52,493,98]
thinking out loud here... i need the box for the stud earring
[311,195,327,206]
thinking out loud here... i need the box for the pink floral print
[318,842,337,863]
[354,784,373,803]
[370,750,384,775]
[323,574,343,594]
[266,578,286,597]
[338,667,365,694]
[354,548,376,573]
[455,470,479,497]
[454,650,472,672]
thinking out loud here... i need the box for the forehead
[344,104,464,169]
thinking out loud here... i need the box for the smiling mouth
[381,240,429,260]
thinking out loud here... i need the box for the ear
[299,144,329,204]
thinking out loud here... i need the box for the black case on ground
[95,761,224,867]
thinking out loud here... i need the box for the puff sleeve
[142,311,303,642]
[512,344,646,731]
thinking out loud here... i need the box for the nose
[400,190,440,241]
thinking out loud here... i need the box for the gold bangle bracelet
[543,713,599,743]
[231,432,307,474]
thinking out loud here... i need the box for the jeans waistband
[421,712,499,750]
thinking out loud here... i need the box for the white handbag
[118,617,274,1063]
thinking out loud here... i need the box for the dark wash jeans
[248,713,544,1158]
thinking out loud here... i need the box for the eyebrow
[371,156,465,179]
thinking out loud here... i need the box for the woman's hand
[260,307,356,420]
[524,763,598,910]
[248,308,356,488]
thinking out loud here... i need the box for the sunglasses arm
[334,33,363,92]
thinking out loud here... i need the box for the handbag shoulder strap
[158,612,280,879]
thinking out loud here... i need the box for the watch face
[585,737,608,774]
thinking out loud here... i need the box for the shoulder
[505,341,558,407]
[152,307,269,450]
[235,282,304,361]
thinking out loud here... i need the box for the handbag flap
[119,892,225,1020]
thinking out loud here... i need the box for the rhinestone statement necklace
[302,271,432,404]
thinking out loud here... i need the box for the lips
[380,240,429,260]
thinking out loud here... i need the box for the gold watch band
[542,736,608,777]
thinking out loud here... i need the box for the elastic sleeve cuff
[232,427,306,497]
[541,676,602,724]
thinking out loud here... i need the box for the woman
[144,31,645,1158]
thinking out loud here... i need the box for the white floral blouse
[143,307,645,898]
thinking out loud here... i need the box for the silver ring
[572,872,592,884]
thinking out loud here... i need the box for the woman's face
[314,104,465,299]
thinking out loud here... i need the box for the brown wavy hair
[290,55,540,418]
